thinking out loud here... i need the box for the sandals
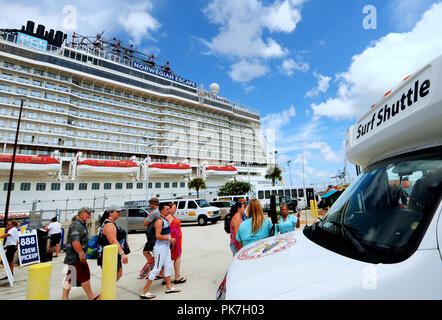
[91,295,101,300]
[165,287,180,294]
[139,292,156,299]
[162,277,187,285]
[174,277,187,284]
[154,275,163,280]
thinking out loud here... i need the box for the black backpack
[224,213,232,234]
[145,217,159,251]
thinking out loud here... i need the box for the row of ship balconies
[0,76,260,143]
[0,59,257,129]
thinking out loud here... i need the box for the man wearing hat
[62,207,100,300]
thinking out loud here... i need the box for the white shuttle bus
[255,186,317,210]
[217,55,442,300]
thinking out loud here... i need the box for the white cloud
[228,60,269,82]
[0,1,161,46]
[281,58,309,76]
[311,2,442,120]
[388,0,436,31]
[118,1,161,45]
[305,71,331,97]
[203,0,307,82]
[262,105,296,134]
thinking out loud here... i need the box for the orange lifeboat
[148,163,192,177]
[0,154,60,174]
[76,159,139,176]
[205,165,238,177]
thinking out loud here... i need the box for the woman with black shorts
[0,220,19,279]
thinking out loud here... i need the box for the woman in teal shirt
[276,205,298,234]
[236,199,273,247]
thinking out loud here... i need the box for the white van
[160,198,221,226]
[217,55,442,300]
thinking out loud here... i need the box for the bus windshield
[316,149,442,263]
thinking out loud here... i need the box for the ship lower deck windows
[36,183,46,191]
[20,183,31,191]
[92,183,100,190]
[137,182,143,189]
[115,183,123,190]
[79,183,87,190]
[104,183,112,190]
[65,183,74,191]
[126,183,133,189]
[155,182,161,189]
[51,183,61,191]
[3,182,14,191]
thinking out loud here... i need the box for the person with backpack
[228,199,247,255]
[142,198,160,262]
[139,202,180,299]
[97,205,129,282]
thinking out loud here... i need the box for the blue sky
[2,0,442,190]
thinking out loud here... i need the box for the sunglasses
[239,202,247,205]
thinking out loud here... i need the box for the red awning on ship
[0,154,60,164]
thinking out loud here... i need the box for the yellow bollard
[314,200,318,217]
[20,225,27,234]
[310,200,314,217]
[27,262,52,300]
[101,244,118,300]
[0,227,5,245]
[0,228,4,264]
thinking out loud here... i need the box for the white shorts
[148,242,172,281]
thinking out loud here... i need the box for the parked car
[209,201,235,219]
[122,207,150,232]
[160,198,221,226]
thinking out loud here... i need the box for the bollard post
[101,244,118,300]
[0,228,4,263]
[27,262,52,300]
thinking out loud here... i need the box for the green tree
[188,177,206,198]
[218,181,251,196]
[265,166,282,186]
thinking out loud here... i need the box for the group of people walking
[229,198,299,255]
[61,197,185,300]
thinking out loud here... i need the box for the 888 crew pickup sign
[18,233,40,267]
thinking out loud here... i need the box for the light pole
[287,160,293,186]
[143,137,153,204]
[3,96,27,227]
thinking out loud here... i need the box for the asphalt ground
[0,210,320,300]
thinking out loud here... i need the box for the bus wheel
[198,215,207,226]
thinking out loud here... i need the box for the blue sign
[18,233,40,266]
[132,61,196,88]
[17,32,48,51]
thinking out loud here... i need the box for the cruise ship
[0,21,272,215]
